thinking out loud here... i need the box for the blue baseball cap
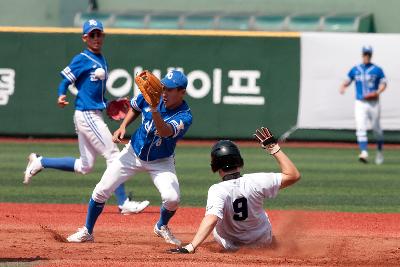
[83,19,104,35]
[362,45,373,54]
[161,70,188,89]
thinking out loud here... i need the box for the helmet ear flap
[211,160,220,173]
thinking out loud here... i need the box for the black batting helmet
[210,140,244,173]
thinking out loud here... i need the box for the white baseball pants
[213,227,273,250]
[354,100,383,143]
[73,110,120,174]
[92,143,180,211]
[213,212,273,251]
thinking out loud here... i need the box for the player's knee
[78,165,93,175]
[356,130,367,137]
[103,147,120,166]
[92,188,111,203]
[373,129,383,138]
[161,191,180,211]
[356,130,367,142]
[213,230,239,251]
[74,159,94,174]
[80,166,94,175]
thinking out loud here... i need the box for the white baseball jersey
[205,173,282,246]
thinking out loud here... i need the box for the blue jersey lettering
[347,63,386,100]
[130,94,193,161]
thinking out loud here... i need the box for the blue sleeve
[169,111,193,139]
[130,94,145,112]
[378,67,387,84]
[105,60,109,80]
[347,67,356,81]
[57,78,71,96]
[60,54,83,84]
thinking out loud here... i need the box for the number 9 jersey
[205,173,282,247]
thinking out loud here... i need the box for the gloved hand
[134,70,163,108]
[168,243,195,254]
[254,127,281,155]
[106,98,130,121]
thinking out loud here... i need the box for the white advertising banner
[298,32,400,130]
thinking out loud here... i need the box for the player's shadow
[0,256,48,262]
[103,210,160,214]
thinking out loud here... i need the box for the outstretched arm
[169,214,218,254]
[112,107,141,143]
[340,80,351,94]
[272,150,300,189]
[377,82,387,95]
[254,127,300,189]
[57,79,71,107]
[190,214,218,248]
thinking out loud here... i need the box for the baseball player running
[340,46,387,164]
[66,70,192,245]
[23,19,149,214]
[169,127,300,253]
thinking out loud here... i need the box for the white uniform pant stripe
[73,110,119,174]
[86,111,105,143]
[84,111,104,145]
[83,111,105,146]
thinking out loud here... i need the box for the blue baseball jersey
[130,94,193,161]
[59,49,108,111]
[347,63,386,100]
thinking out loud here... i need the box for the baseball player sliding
[169,127,300,253]
[23,19,149,214]
[340,46,387,164]
[66,70,192,245]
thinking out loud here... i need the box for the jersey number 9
[232,197,248,221]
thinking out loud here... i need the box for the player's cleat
[119,199,150,215]
[23,153,43,184]
[67,227,94,243]
[358,150,368,164]
[154,224,181,246]
[375,151,384,165]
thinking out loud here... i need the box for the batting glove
[168,243,195,254]
[254,127,281,155]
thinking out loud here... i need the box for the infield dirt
[1,203,399,266]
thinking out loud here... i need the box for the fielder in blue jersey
[67,70,193,245]
[23,19,149,214]
[340,45,387,164]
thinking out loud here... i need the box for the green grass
[0,142,399,213]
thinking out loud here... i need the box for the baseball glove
[134,70,163,108]
[364,92,379,100]
[254,127,281,155]
[106,98,130,121]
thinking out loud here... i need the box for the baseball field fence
[0,27,399,142]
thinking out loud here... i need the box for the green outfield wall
[0,29,300,139]
[1,28,399,142]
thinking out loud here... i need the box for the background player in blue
[23,19,149,214]
[340,45,387,164]
[66,70,193,245]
